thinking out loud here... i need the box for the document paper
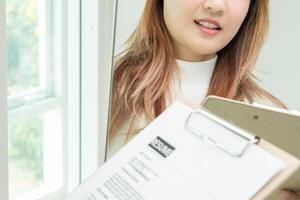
[65,101,285,200]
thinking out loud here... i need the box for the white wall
[0,0,8,199]
[114,0,145,55]
[114,0,300,110]
[256,0,300,110]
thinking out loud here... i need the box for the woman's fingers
[280,190,300,200]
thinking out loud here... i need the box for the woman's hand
[280,190,300,200]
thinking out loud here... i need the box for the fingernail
[280,190,291,199]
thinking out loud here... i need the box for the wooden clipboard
[201,95,300,200]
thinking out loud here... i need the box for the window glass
[6,0,40,97]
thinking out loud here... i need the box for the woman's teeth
[194,21,220,30]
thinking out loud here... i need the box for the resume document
[65,102,285,200]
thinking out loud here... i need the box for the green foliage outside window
[6,0,39,96]
[6,0,43,181]
[8,117,43,180]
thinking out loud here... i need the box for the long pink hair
[109,0,285,142]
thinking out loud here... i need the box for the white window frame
[0,0,9,199]
[67,0,81,193]
[7,0,57,121]
[7,0,53,110]
[80,0,117,180]
[5,0,81,199]
[2,0,117,198]
[13,0,82,198]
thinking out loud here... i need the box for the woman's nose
[203,0,225,15]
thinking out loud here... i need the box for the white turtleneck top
[107,56,218,158]
[171,56,217,108]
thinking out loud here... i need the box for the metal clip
[185,109,259,157]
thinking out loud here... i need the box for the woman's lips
[197,25,222,35]
[194,18,223,36]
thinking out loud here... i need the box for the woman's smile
[194,18,223,36]
[163,0,251,61]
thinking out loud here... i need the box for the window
[6,0,79,199]
[1,0,116,199]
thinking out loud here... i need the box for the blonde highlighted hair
[109,0,285,141]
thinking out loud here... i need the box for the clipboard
[66,100,296,200]
[192,95,300,200]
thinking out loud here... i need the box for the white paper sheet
[65,101,285,200]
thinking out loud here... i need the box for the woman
[108,0,300,199]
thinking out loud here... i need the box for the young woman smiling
[108,1,300,199]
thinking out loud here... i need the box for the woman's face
[163,0,251,61]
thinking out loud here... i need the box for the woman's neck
[174,43,217,62]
